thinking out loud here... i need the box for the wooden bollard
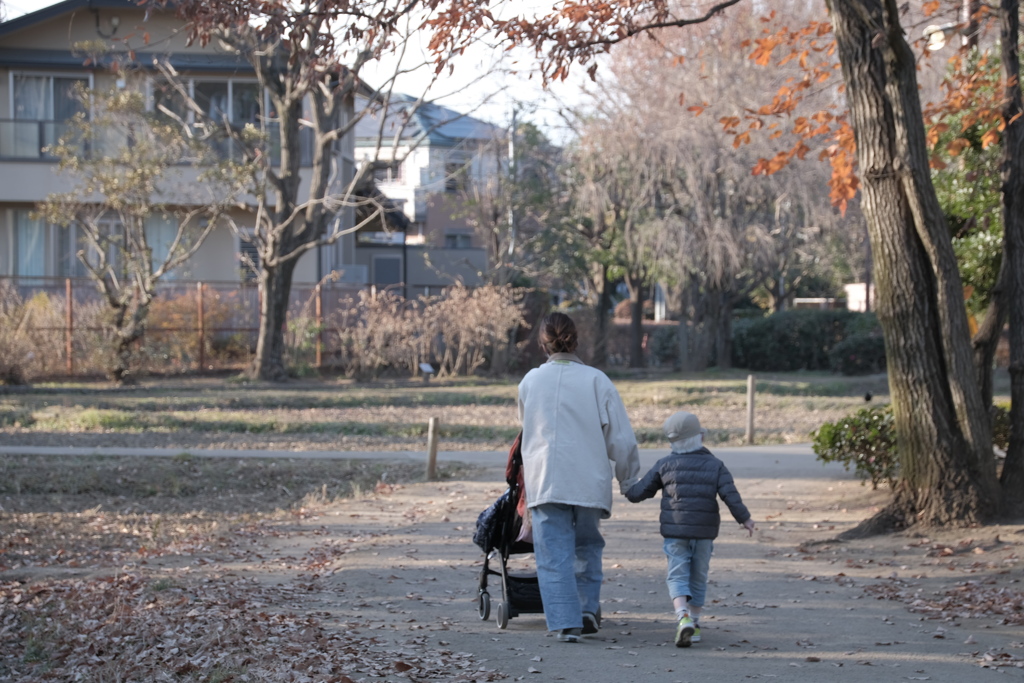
[745,374,755,445]
[426,417,440,481]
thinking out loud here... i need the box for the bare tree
[39,85,245,382]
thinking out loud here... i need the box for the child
[625,411,755,648]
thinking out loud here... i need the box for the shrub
[331,284,527,379]
[732,309,880,372]
[828,333,887,375]
[811,404,898,489]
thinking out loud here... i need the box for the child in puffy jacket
[625,411,755,648]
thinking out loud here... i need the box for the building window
[373,161,402,183]
[239,236,260,282]
[444,161,468,193]
[372,255,402,286]
[9,73,89,158]
[13,210,46,278]
[56,223,88,278]
[443,232,473,249]
[145,214,180,277]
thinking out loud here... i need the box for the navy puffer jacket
[625,447,750,539]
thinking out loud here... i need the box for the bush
[829,333,887,375]
[732,309,880,372]
[331,284,527,379]
[811,404,897,489]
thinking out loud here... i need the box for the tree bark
[252,259,299,381]
[626,270,646,368]
[716,291,733,369]
[998,0,1024,502]
[829,0,1000,529]
[591,263,612,368]
[972,261,1007,409]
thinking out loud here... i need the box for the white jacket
[517,353,641,517]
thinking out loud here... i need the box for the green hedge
[732,310,880,372]
[812,403,1010,489]
[811,404,898,489]
[829,333,887,375]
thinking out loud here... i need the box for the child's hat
[663,411,706,442]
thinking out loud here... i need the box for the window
[443,233,473,249]
[13,210,46,278]
[239,236,260,282]
[444,160,468,193]
[372,255,402,286]
[152,79,263,158]
[9,73,88,158]
[56,223,88,278]
[145,214,180,276]
[373,161,402,183]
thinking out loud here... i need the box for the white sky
[2,0,593,142]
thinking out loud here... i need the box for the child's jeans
[664,537,714,608]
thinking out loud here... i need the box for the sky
[2,0,593,142]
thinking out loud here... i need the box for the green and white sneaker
[674,615,695,648]
[691,623,702,643]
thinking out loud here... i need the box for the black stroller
[473,432,544,629]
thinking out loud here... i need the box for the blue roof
[355,93,502,148]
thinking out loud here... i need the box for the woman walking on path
[517,312,641,643]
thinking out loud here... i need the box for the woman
[517,312,641,642]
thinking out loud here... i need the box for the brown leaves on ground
[864,577,1024,626]
[0,572,503,682]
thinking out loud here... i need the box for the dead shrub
[330,284,526,379]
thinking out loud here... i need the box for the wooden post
[65,278,73,376]
[426,417,440,481]
[745,374,756,445]
[197,281,205,373]
[315,284,323,370]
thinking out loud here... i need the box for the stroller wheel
[478,591,491,620]
[496,601,509,630]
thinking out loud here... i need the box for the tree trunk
[716,290,733,369]
[251,259,299,381]
[998,0,1024,502]
[591,263,612,368]
[626,271,646,368]
[829,0,1000,530]
[972,261,1007,409]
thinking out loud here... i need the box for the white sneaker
[557,628,582,643]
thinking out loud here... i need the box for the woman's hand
[742,518,756,537]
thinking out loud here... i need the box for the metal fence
[3,275,368,378]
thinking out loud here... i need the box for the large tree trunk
[972,261,1007,410]
[829,0,1000,530]
[626,271,646,368]
[591,263,612,368]
[252,259,299,381]
[998,0,1024,501]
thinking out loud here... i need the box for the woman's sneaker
[558,628,582,643]
[675,615,695,648]
[582,612,601,635]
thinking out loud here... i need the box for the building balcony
[0,119,316,166]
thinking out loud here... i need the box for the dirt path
[226,447,1024,683]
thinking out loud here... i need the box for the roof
[0,0,144,38]
[355,93,502,148]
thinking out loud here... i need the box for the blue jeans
[530,503,605,632]
[664,538,714,608]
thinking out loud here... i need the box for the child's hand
[742,518,756,537]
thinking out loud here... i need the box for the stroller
[473,432,544,629]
